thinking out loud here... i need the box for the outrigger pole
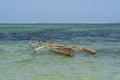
[28,40,96,57]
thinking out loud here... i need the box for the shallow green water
[0,24,120,80]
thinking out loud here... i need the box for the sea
[0,23,120,80]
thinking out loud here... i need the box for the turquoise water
[0,24,120,80]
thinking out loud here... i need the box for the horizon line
[0,22,120,24]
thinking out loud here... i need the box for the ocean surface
[0,23,120,80]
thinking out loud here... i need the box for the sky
[0,0,120,23]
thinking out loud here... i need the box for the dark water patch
[0,29,120,42]
[0,28,67,41]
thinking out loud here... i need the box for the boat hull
[51,48,74,57]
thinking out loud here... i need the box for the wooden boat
[50,47,74,57]
[28,40,96,57]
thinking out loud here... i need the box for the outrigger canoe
[28,40,96,57]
